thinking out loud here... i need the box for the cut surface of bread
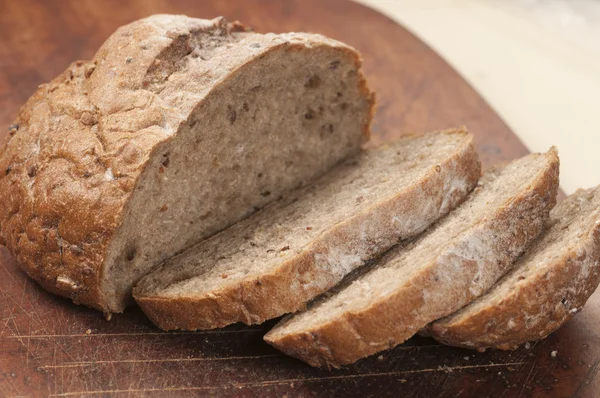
[133,128,481,330]
[265,149,559,368]
[0,15,374,313]
[427,186,600,350]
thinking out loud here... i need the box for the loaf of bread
[133,128,480,330]
[0,15,374,314]
[3,13,596,371]
[265,149,559,368]
[427,186,600,350]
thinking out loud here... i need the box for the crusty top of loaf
[0,15,368,312]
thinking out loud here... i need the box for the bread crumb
[551,351,558,358]
[464,356,470,360]
[378,355,384,360]
[56,276,78,291]
[570,308,578,313]
[400,379,407,383]
[524,342,531,349]
[85,329,92,335]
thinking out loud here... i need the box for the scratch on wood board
[39,354,280,368]
[47,362,526,396]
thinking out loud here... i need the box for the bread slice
[0,15,374,314]
[265,149,559,368]
[133,128,481,330]
[427,186,600,350]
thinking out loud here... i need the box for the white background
[357,0,600,194]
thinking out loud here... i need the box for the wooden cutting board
[1,0,598,396]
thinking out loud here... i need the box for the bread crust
[134,129,481,330]
[0,15,373,313]
[264,149,559,368]
[428,190,600,350]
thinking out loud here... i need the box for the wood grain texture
[0,0,594,397]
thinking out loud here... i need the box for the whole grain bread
[133,128,480,330]
[427,186,600,350]
[0,15,374,314]
[265,149,559,368]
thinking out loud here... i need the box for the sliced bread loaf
[0,15,374,314]
[264,149,559,368]
[133,128,481,330]
[427,186,600,350]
